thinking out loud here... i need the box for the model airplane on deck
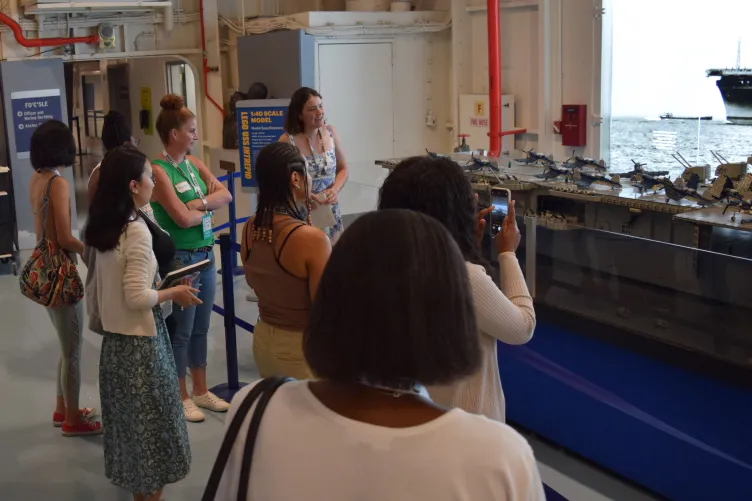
[612,159,670,180]
[572,168,621,190]
[564,151,607,172]
[723,198,752,223]
[519,149,551,165]
[663,173,715,206]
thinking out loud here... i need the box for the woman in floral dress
[280,87,349,242]
[84,145,197,501]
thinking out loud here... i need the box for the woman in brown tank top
[240,143,331,379]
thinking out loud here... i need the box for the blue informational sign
[11,89,63,159]
[237,100,288,188]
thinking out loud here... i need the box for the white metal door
[317,42,394,194]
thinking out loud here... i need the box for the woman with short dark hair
[279,87,349,242]
[378,156,536,423]
[87,110,135,204]
[217,210,545,501]
[28,120,101,436]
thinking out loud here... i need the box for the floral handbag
[19,175,84,307]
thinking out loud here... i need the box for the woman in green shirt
[150,94,233,423]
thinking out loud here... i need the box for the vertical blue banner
[237,101,288,188]
[11,89,63,159]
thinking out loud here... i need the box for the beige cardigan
[95,218,162,336]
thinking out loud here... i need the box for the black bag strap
[39,175,59,241]
[201,376,293,501]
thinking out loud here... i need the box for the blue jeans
[168,249,216,378]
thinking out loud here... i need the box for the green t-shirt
[150,158,213,250]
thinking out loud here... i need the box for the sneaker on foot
[53,407,96,428]
[61,417,102,437]
[183,399,206,422]
[192,391,230,413]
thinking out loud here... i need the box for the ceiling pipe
[0,12,99,48]
[0,12,99,49]
[163,3,174,31]
[487,0,526,157]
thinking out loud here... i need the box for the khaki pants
[253,319,315,380]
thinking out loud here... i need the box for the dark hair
[101,111,132,152]
[305,209,480,386]
[378,156,484,266]
[30,120,76,170]
[251,142,310,242]
[247,82,268,100]
[285,87,321,135]
[155,93,195,145]
[84,145,148,252]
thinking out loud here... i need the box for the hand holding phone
[473,193,495,246]
[496,198,521,254]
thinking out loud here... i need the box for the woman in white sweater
[213,210,544,501]
[379,156,536,422]
[84,145,198,501]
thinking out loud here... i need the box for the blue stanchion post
[209,233,247,402]
[219,172,245,277]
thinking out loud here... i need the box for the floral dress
[289,125,342,239]
[99,284,191,496]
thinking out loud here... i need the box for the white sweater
[216,381,546,501]
[429,253,536,422]
[95,219,161,337]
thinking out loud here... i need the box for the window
[165,61,198,114]
[603,0,752,179]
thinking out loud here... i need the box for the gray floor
[0,142,663,501]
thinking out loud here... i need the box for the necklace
[358,378,428,398]
[305,124,328,170]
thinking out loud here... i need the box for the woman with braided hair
[240,142,331,379]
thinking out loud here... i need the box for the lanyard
[163,151,208,207]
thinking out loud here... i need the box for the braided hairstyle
[252,142,312,243]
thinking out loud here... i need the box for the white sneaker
[183,399,206,422]
[192,391,231,413]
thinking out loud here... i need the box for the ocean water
[609,117,752,179]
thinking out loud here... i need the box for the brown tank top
[243,217,311,331]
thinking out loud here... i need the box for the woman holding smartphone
[85,145,193,501]
[150,94,233,423]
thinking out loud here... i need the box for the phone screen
[490,188,510,235]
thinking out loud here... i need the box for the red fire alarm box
[561,104,587,147]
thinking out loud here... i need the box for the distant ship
[659,113,712,121]
[707,40,752,125]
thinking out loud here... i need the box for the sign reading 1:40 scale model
[11,89,63,159]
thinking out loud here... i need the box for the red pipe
[487,0,526,157]
[0,13,99,48]
[198,0,225,118]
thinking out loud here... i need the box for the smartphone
[490,188,511,235]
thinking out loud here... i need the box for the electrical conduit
[199,0,225,117]
[0,12,99,48]
[487,0,526,157]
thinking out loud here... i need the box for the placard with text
[236,100,288,188]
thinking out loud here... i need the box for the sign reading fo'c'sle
[11,89,63,160]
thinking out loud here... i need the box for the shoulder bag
[19,175,84,307]
[201,376,293,501]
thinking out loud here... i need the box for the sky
[610,0,752,118]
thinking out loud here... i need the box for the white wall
[128,57,169,159]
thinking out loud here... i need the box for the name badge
[202,213,213,239]
[175,181,191,194]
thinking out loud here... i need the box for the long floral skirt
[99,304,191,495]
